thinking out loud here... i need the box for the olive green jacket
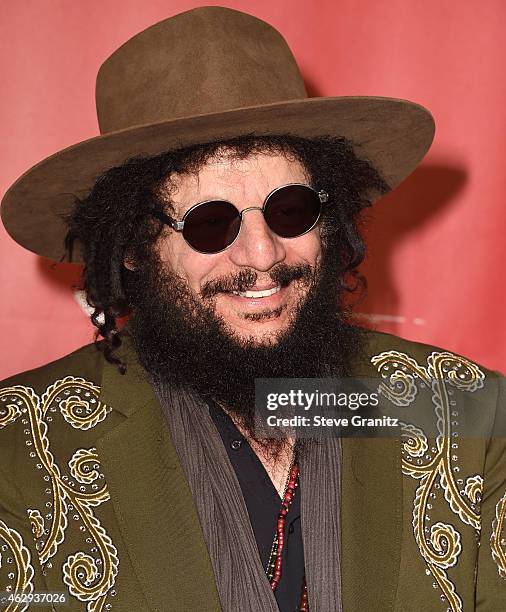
[1,330,505,611]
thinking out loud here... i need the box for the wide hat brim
[1,95,434,262]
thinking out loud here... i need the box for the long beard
[126,249,365,450]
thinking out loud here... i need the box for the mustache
[200,263,314,298]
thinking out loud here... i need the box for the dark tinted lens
[264,185,321,238]
[183,200,240,253]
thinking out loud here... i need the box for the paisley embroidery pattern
[0,520,35,612]
[491,493,506,579]
[372,350,485,612]
[0,378,118,611]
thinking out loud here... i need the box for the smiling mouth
[231,286,281,299]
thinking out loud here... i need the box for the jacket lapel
[95,344,222,612]
[340,435,402,612]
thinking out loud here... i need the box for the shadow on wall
[357,163,468,332]
[305,77,468,332]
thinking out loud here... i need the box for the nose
[228,208,286,271]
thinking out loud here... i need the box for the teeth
[232,286,281,298]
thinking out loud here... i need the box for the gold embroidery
[69,448,101,485]
[0,519,35,612]
[491,493,506,580]
[372,350,485,612]
[431,565,463,611]
[0,387,37,430]
[0,378,118,611]
[27,510,44,539]
[42,376,111,430]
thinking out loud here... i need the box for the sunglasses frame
[152,182,329,254]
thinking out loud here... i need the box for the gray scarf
[155,383,342,612]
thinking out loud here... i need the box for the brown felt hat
[1,6,435,263]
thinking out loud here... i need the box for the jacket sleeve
[0,462,56,612]
[475,373,506,609]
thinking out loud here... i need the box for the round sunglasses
[151,183,328,254]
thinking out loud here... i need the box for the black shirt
[207,399,305,612]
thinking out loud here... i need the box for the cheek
[157,235,221,290]
[287,230,322,265]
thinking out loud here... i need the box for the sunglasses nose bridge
[237,204,277,241]
[239,205,264,218]
[236,205,267,235]
[228,203,286,271]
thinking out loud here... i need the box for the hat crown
[96,6,307,134]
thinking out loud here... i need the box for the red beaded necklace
[265,462,309,611]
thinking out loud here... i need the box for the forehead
[162,151,309,213]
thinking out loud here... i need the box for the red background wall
[1,0,505,378]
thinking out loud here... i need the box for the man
[0,6,504,612]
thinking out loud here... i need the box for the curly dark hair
[65,133,388,373]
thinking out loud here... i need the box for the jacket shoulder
[0,342,104,391]
[361,328,499,377]
[362,327,503,441]
[0,343,113,474]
